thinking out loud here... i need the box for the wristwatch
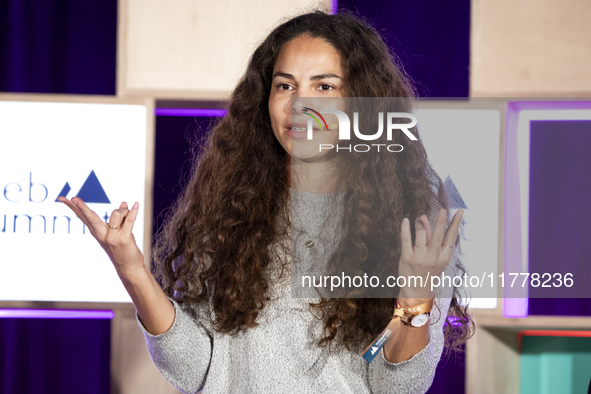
[394,300,433,328]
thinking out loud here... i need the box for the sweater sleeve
[367,239,459,394]
[367,295,451,394]
[136,297,213,394]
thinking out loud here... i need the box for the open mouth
[286,125,320,139]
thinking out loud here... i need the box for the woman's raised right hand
[59,196,175,336]
[58,196,145,279]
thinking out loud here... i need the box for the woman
[60,9,471,394]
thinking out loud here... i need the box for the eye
[277,83,293,91]
[319,84,334,91]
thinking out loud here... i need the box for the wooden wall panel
[466,324,520,394]
[118,0,332,99]
[471,0,591,97]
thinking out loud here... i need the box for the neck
[289,156,346,194]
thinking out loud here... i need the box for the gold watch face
[410,313,429,327]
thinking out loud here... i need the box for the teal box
[521,335,591,394]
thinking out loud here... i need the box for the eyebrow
[272,71,343,81]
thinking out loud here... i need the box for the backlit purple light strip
[504,101,527,318]
[155,108,227,117]
[0,309,114,319]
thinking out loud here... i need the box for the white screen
[0,101,147,303]
[416,109,500,309]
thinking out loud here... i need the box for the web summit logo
[1,170,112,234]
[55,170,110,203]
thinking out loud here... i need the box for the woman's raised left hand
[396,208,463,303]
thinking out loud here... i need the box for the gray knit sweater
[137,188,455,394]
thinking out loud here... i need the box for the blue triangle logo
[55,182,72,202]
[444,176,467,209]
[75,170,110,203]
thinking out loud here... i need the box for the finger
[120,201,128,209]
[418,214,432,244]
[400,218,413,259]
[58,197,90,227]
[71,197,109,229]
[121,202,140,234]
[428,209,447,253]
[442,209,464,251]
[413,218,427,249]
[109,206,131,228]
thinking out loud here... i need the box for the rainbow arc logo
[302,107,328,131]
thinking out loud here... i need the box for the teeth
[292,127,307,131]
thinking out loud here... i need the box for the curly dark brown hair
[152,8,473,354]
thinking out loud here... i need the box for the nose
[291,99,303,115]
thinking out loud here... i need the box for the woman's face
[268,35,344,161]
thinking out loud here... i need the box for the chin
[289,147,331,162]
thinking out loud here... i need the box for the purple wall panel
[338,0,470,97]
[0,318,110,394]
[528,120,591,314]
[0,0,117,95]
